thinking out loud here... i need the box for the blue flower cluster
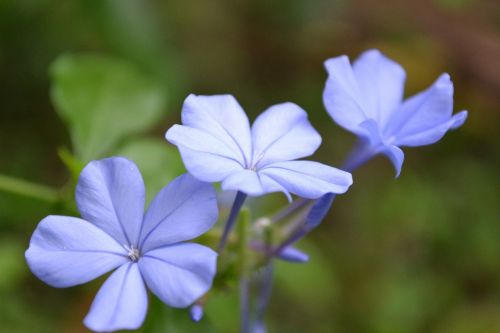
[25,49,467,332]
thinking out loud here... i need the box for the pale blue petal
[166,125,244,164]
[84,263,148,332]
[260,161,353,199]
[352,49,406,126]
[139,243,217,308]
[76,157,145,246]
[139,174,218,253]
[181,94,252,166]
[385,73,458,146]
[358,118,385,147]
[394,110,468,147]
[251,102,321,168]
[381,145,405,178]
[358,119,405,176]
[166,125,243,182]
[221,170,291,201]
[178,146,243,182]
[450,110,467,129]
[221,170,265,196]
[277,246,309,263]
[323,55,368,134]
[25,215,127,288]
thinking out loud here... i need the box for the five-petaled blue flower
[323,49,468,176]
[165,94,353,201]
[25,157,218,332]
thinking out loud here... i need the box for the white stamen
[126,246,140,262]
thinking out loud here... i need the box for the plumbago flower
[323,49,468,176]
[165,94,353,201]
[25,157,218,332]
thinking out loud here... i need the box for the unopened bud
[189,304,204,322]
[277,246,309,263]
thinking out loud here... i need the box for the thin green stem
[0,174,60,203]
[237,209,251,333]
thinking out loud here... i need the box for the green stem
[0,174,60,203]
[237,208,251,333]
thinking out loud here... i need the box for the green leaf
[81,0,184,94]
[116,138,184,203]
[50,54,167,162]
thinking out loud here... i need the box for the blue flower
[323,49,468,176]
[25,157,218,332]
[165,94,353,201]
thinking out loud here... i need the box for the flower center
[126,246,141,262]
[248,153,264,171]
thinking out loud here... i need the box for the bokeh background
[1,0,499,332]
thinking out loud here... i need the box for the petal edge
[25,215,127,288]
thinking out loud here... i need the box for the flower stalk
[218,191,247,253]
[237,209,251,333]
[0,174,60,203]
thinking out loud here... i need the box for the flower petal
[381,144,405,178]
[166,124,243,182]
[180,94,252,166]
[394,110,468,147]
[386,73,462,146]
[84,263,148,332]
[251,102,321,168]
[76,157,145,246]
[449,110,467,129]
[139,243,217,308]
[25,215,127,288]
[139,174,218,253]
[357,118,385,148]
[221,170,291,201]
[260,161,353,199]
[323,55,368,134]
[277,246,309,263]
[352,49,406,126]
[357,119,405,177]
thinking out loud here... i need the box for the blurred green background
[1,0,499,332]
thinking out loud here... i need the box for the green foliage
[204,291,240,333]
[0,291,58,333]
[50,54,168,162]
[0,238,27,291]
[275,241,339,307]
[0,192,53,227]
[272,241,339,332]
[80,0,183,93]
